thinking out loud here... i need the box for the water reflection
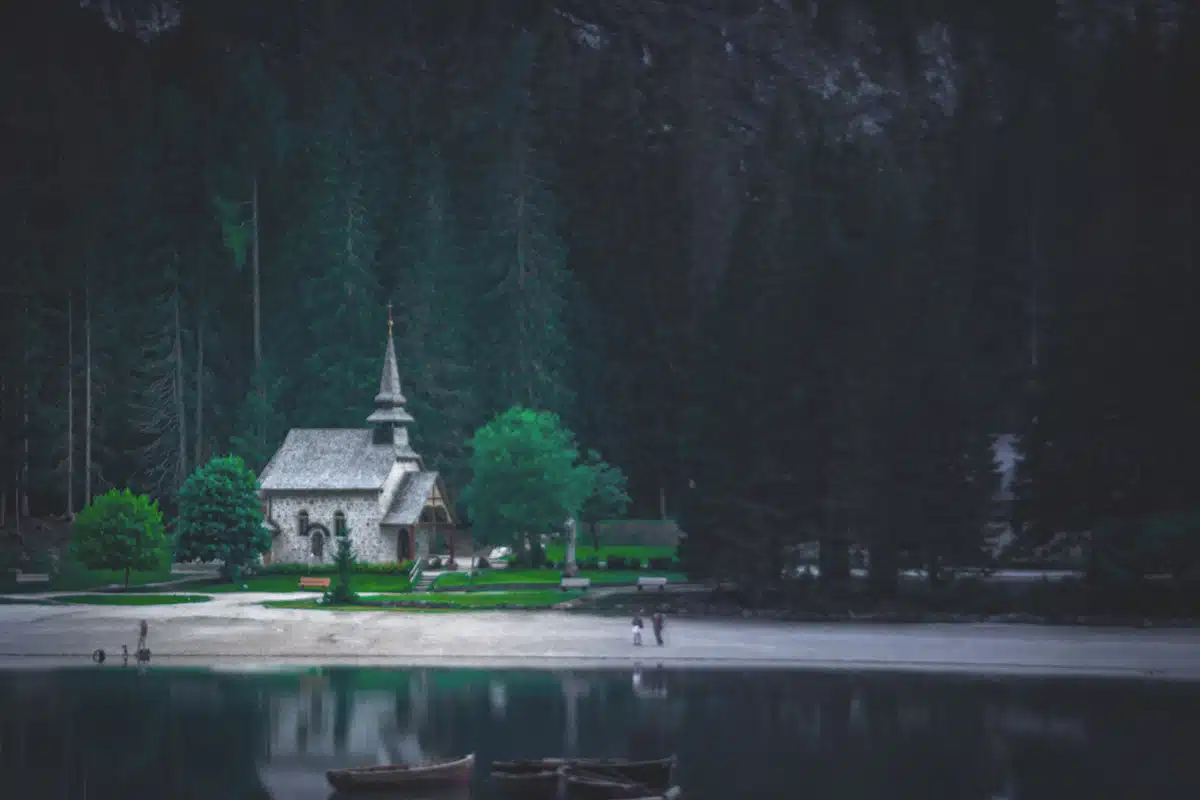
[1,666,1197,799]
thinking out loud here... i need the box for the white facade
[264,460,430,565]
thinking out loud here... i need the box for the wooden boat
[329,789,472,800]
[493,755,675,789]
[325,753,475,792]
[490,767,562,799]
[562,770,656,800]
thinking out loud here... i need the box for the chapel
[257,313,456,565]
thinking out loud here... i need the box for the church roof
[366,405,414,425]
[374,330,407,407]
[258,429,396,491]
[381,471,440,525]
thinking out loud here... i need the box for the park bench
[636,576,668,591]
[298,576,331,590]
[561,577,591,591]
[15,572,50,585]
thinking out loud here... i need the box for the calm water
[1,666,1197,799]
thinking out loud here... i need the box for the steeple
[368,304,418,459]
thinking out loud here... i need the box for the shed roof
[258,429,395,491]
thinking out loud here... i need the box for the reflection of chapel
[257,311,456,565]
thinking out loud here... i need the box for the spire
[368,305,414,430]
[375,308,406,407]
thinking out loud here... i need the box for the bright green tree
[175,455,271,580]
[71,489,169,588]
[579,450,631,550]
[461,406,595,565]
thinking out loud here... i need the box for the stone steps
[413,573,438,593]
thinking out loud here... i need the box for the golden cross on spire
[387,302,394,336]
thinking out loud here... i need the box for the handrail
[408,558,423,586]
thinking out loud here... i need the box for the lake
[1,665,1196,799]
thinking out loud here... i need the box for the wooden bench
[15,573,50,585]
[636,576,668,591]
[561,577,591,591]
[298,577,331,590]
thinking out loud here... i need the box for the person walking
[631,610,645,646]
[652,609,666,646]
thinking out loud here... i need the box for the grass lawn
[1,567,176,594]
[0,596,53,605]
[55,594,212,605]
[265,589,580,611]
[185,574,412,593]
[432,569,687,590]
[542,543,677,563]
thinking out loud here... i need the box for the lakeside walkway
[2,593,1200,679]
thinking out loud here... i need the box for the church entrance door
[397,528,413,561]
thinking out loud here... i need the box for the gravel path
[2,592,1200,679]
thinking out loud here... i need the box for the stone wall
[265,492,400,565]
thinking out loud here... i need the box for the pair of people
[631,609,666,646]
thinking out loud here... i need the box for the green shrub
[648,556,673,571]
[606,555,627,570]
[580,557,599,571]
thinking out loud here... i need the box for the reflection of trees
[0,670,271,800]
[7,667,1199,800]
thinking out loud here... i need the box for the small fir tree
[326,533,359,605]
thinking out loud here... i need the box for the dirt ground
[2,592,1200,679]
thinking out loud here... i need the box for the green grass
[184,574,412,593]
[55,593,212,605]
[432,568,686,590]
[265,589,580,611]
[542,544,676,562]
[0,567,175,594]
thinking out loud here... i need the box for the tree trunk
[84,275,93,506]
[194,305,204,468]
[124,566,130,589]
[172,284,187,487]
[821,480,851,584]
[868,536,899,598]
[252,175,262,378]
[67,291,74,517]
[20,295,30,519]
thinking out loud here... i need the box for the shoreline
[0,652,1194,681]
[4,596,1200,680]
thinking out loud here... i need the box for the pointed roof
[374,329,407,407]
[368,308,415,425]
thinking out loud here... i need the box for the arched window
[312,531,325,559]
[334,510,347,537]
[298,510,310,536]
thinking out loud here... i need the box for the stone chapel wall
[266,493,394,565]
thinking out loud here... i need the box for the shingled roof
[381,471,439,525]
[258,429,396,491]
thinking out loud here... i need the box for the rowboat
[325,753,475,792]
[493,755,675,790]
[490,768,562,799]
[562,770,680,800]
